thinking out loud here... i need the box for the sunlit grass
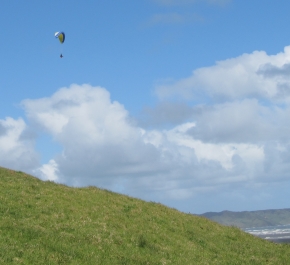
[0,166,290,264]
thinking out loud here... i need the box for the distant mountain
[200,209,290,228]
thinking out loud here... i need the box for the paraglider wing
[55,32,65,44]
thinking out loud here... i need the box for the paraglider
[55,32,65,58]
[55,32,65,43]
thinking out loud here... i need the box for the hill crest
[1,166,290,264]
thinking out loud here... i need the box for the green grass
[0,166,290,264]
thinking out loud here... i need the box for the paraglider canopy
[55,32,65,44]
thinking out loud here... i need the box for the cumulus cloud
[156,46,290,102]
[37,159,59,181]
[23,84,172,187]
[0,117,39,172]
[135,45,290,209]
[19,84,272,207]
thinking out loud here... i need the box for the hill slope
[201,209,290,228]
[1,167,290,264]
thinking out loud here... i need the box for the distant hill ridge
[201,209,290,228]
[1,166,290,264]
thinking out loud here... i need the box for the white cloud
[0,117,39,172]
[37,159,59,181]
[150,46,290,189]
[165,122,264,171]
[156,46,290,102]
[23,84,169,185]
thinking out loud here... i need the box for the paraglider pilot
[55,32,65,58]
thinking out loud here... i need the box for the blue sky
[1,0,290,214]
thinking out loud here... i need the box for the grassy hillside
[201,209,290,228]
[1,167,290,264]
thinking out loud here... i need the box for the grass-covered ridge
[1,167,290,264]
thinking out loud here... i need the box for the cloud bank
[2,46,290,213]
[20,84,265,201]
